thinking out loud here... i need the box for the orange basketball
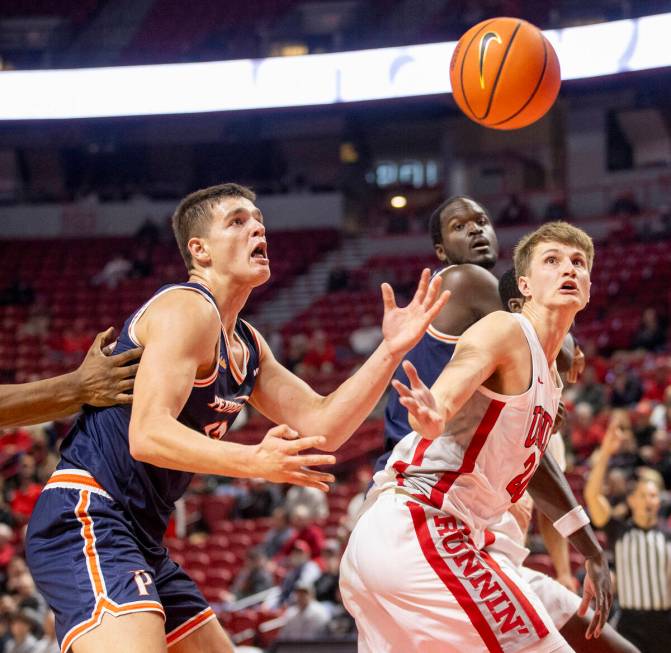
[449,17,561,130]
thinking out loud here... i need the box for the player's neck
[521,303,576,366]
[188,272,252,334]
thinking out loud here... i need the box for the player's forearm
[129,413,257,477]
[528,453,603,560]
[316,341,402,451]
[0,372,86,428]
[538,511,572,579]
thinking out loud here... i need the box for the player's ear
[507,298,523,313]
[188,237,211,267]
[434,243,447,262]
[517,275,532,299]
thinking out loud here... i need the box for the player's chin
[249,266,271,287]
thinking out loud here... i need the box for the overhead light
[390,195,407,209]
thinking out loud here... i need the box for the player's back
[57,282,260,551]
[374,313,562,544]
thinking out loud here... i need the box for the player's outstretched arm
[127,290,335,490]
[0,327,142,428]
[392,311,518,439]
[249,269,450,452]
[528,453,612,639]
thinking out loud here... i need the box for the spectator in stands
[609,368,644,408]
[9,572,46,617]
[341,465,372,534]
[33,612,57,653]
[569,402,605,458]
[135,218,161,249]
[285,333,309,374]
[573,364,607,414]
[6,608,40,653]
[278,581,329,641]
[497,193,530,225]
[631,308,667,352]
[235,478,282,520]
[0,279,34,308]
[543,196,569,222]
[301,330,336,375]
[260,507,295,558]
[129,247,153,279]
[640,429,671,490]
[281,504,325,560]
[91,253,132,289]
[349,314,382,356]
[314,540,341,608]
[630,400,656,447]
[17,302,50,340]
[651,386,671,431]
[585,412,671,652]
[229,548,274,600]
[610,191,641,217]
[8,455,42,526]
[49,319,94,367]
[277,540,322,606]
[326,261,350,293]
[285,485,329,523]
[0,524,15,574]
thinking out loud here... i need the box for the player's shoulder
[461,310,520,342]
[439,263,497,290]
[142,285,220,338]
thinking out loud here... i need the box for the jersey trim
[45,470,112,500]
[408,502,504,653]
[166,607,217,647]
[127,284,221,388]
[427,324,460,343]
[429,399,505,508]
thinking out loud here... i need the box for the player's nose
[251,219,265,237]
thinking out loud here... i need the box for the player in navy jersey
[26,182,448,653]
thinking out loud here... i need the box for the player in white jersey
[485,270,638,653]
[340,222,612,653]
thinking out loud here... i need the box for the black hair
[498,267,521,309]
[428,195,487,246]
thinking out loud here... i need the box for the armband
[553,505,590,538]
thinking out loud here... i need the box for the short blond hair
[513,221,594,278]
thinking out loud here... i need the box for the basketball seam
[459,19,497,121]
[477,21,523,121]
[491,31,550,127]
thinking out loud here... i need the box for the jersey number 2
[505,452,536,503]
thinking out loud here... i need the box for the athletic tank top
[373,313,562,548]
[377,266,458,473]
[58,282,260,551]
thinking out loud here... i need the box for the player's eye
[453,223,464,231]
[572,258,585,267]
[545,256,557,264]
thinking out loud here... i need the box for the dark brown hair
[172,183,256,270]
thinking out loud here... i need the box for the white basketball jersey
[373,313,562,548]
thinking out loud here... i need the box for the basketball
[449,17,561,130]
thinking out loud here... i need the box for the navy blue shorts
[26,470,215,652]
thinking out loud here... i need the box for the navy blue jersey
[376,325,458,472]
[58,282,260,550]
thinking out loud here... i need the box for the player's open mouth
[250,243,269,264]
[559,280,577,292]
[471,238,490,251]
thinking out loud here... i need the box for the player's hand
[578,553,612,639]
[252,425,336,492]
[566,345,585,384]
[76,327,142,407]
[392,360,445,439]
[380,269,450,359]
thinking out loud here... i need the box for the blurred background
[0,1,669,652]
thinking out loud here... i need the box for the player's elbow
[128,418,158,463]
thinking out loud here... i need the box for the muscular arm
[431,264,501,335]
[0,327,141,428]
[128,291,334,485]
[249,271,448,452]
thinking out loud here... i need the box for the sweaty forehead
[442,199,487,224]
